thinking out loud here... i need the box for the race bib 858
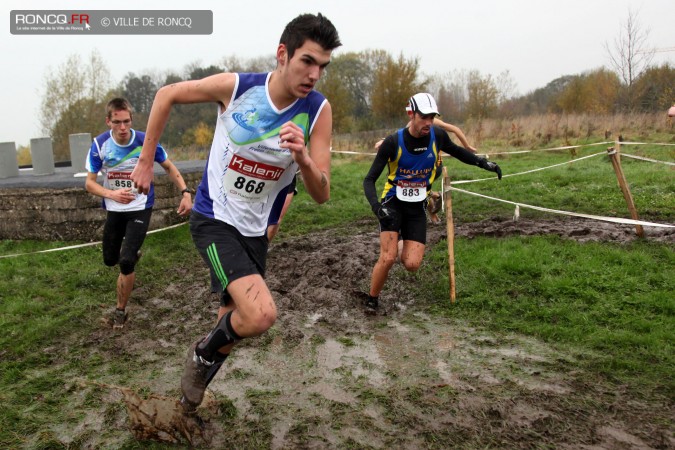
[107,172,136,193]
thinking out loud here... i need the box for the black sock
[197,311,241,360]
[205,351,229,386]
[224,311,243,341]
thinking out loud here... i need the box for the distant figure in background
[85,98,192,329]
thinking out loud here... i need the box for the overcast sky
[2,0,673,147]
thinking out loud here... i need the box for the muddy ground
[59,218,673,448]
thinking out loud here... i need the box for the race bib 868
[223,154,285,202]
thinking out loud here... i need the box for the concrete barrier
[0,142,19,179]
[30,137,55,176]
[69,133,92,173]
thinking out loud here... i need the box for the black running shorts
[189,211,269,295]
[102,208,152,270]
[378,196,427,244]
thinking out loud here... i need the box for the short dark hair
[106,98,133,119]
[279,13,342,60]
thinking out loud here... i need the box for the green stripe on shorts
[207,243,228,289]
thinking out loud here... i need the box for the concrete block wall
[0,169,203,241]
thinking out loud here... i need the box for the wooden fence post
[606,146,644,238]
[442,167,456,303]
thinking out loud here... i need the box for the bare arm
[433,118,477,153]
[131,73,237,194]
[279,102,332,204]
[85,172,135,204]
[159,159,192,216]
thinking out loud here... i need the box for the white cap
[408,93,439,116]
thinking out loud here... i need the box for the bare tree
[466,71,500,119]
[605,8,654,87]
[39,50,113,160]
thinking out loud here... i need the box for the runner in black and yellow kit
[362,93,502,311]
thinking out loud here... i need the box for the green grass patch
[416,235,674,391]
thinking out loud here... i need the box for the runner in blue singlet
[85,98,192,328]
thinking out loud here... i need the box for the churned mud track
[67,217,673,448]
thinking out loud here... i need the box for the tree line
[39,38,672,161]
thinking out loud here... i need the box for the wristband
[181,188,194,196]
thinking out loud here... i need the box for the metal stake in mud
[442,167,456,303]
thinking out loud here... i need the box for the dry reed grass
[331,112,674,153]
[167,113,674,159]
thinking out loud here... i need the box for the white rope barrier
[452,152,606,185]
[621,153,675,166]
[331,140,675,158]
[331,149,377,156]
[619,141,675,147]
[446,186,675,228]
[475,141,614,156]
[0,221,187,259]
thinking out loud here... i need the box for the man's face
[408,111,436,137]
[279,40,332,98]
[106,109,132,144]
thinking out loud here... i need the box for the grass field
[0,137,673,448]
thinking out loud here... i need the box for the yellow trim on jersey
[381,146,403,201]
[427,140,441,187]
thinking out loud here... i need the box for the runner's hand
[131,161,154,195]
[279,122,309,166]
[177,195,192,217]
[374,203,395,227]
[109,188,135,204]
[478,158,502,180]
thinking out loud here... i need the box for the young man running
[85,98,192,328]
[130,13,341,412]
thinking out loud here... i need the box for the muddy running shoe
[363,295,379,311]
[112,309,127,329]
[180,341,212,410]
[364,295,379,314]
[351,290,379,314]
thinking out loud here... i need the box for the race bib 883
[395,180,427,202]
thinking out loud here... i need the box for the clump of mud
[85,382,221,446]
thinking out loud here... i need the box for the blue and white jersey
[86,129,167,212]
[193,72,328,237]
